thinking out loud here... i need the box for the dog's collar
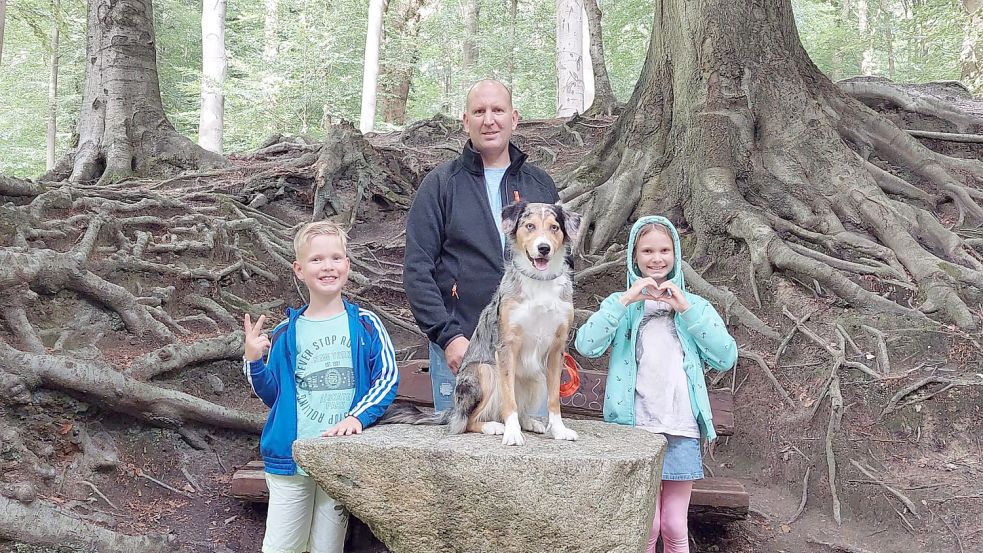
[510,258,565,281]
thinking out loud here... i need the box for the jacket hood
[625,215,685,293]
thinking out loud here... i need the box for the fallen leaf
[57,422,73,435]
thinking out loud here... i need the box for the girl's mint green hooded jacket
[574,216,737,442]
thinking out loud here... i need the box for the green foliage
[793,0,973,86]
[0,0,978,178]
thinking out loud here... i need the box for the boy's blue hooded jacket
[574,216,737,441]
[243,300,399,475]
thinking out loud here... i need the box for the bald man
[404,79,560,412]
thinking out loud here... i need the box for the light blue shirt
[484,167,507,251]
[294,312,354,474]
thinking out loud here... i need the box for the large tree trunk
[359,0,385,133]
[198,0,227,154]
[562,0,983,331]
[555,0,585,116]
[582,0,617,115]
[378,0,428,125]
[60,0,223,185]
[46,0,59,170]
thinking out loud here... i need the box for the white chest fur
[508,276,572,376]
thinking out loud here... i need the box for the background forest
[0,0,980,177]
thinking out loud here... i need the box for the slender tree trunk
[262,0,278,133]
[961,2,982,93]
[581,5,594,109]
[556,0,585,116]
[0,0,6,65]
[360,0,385,133]
[858,0,874,75]
[462,0,479,70]
[831,0,851,81]
[46,0,60,170]
[506,0,518,88]
[883,0,894,79]
[59,0,223,185]
[199,0,227,154]
[583,0,617,114]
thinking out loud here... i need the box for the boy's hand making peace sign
[244,314,271,362]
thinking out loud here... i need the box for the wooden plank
[397,362,735,436]
[231,469,268,502]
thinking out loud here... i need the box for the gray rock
[294,420,665,553]
[80,429,120,471]
[249,193,269,208]
[206,373,225,395]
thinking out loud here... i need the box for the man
[404,79,560,411]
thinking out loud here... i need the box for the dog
[382,201,581,446]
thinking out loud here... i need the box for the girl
[575,216,737,553]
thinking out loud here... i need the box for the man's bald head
[465,79,513,112]
[462,78,519,168]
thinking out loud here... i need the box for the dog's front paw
[480,421,506,435]
[546,413,578,441]
[548,426,578,441]
[502,414,525,446]
[520,417,547,434]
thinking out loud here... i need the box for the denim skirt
[661,433,704,481]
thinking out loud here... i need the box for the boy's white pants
[262,473,349,553]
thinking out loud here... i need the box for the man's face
[463,83,518,158]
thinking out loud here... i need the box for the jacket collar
[460,140,528,176]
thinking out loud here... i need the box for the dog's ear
[554,204,581,242]
[501,201,527,237]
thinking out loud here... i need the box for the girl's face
[634,228,675,284]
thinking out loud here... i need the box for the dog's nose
[537,243,551,256]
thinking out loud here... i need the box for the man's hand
[321,416,363,437]
[444,336,470,375]
[243,314,271,362]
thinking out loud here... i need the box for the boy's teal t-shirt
[293,312,355,473]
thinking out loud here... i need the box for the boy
[243,220,399,553]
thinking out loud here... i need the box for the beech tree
[359,0,385,133]
[562,0,983,331]
[51,0,223,185]
[555,0,584,116]
[198,0,227,154]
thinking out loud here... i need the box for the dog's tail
[377,402,451,426]
[447,368,482,435]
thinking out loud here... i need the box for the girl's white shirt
[633,299,700,439]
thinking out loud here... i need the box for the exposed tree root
[837,78,983,132]
[0,340,263,432]
[126,332,245,381]
[0,495,173,553]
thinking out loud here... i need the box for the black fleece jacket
[403,141,559,349]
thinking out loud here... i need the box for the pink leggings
[646,480,694,553]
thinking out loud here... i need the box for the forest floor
[1,80,981,553]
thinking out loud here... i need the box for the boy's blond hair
[293,220,349,259]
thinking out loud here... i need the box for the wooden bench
[233,360,749,522]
